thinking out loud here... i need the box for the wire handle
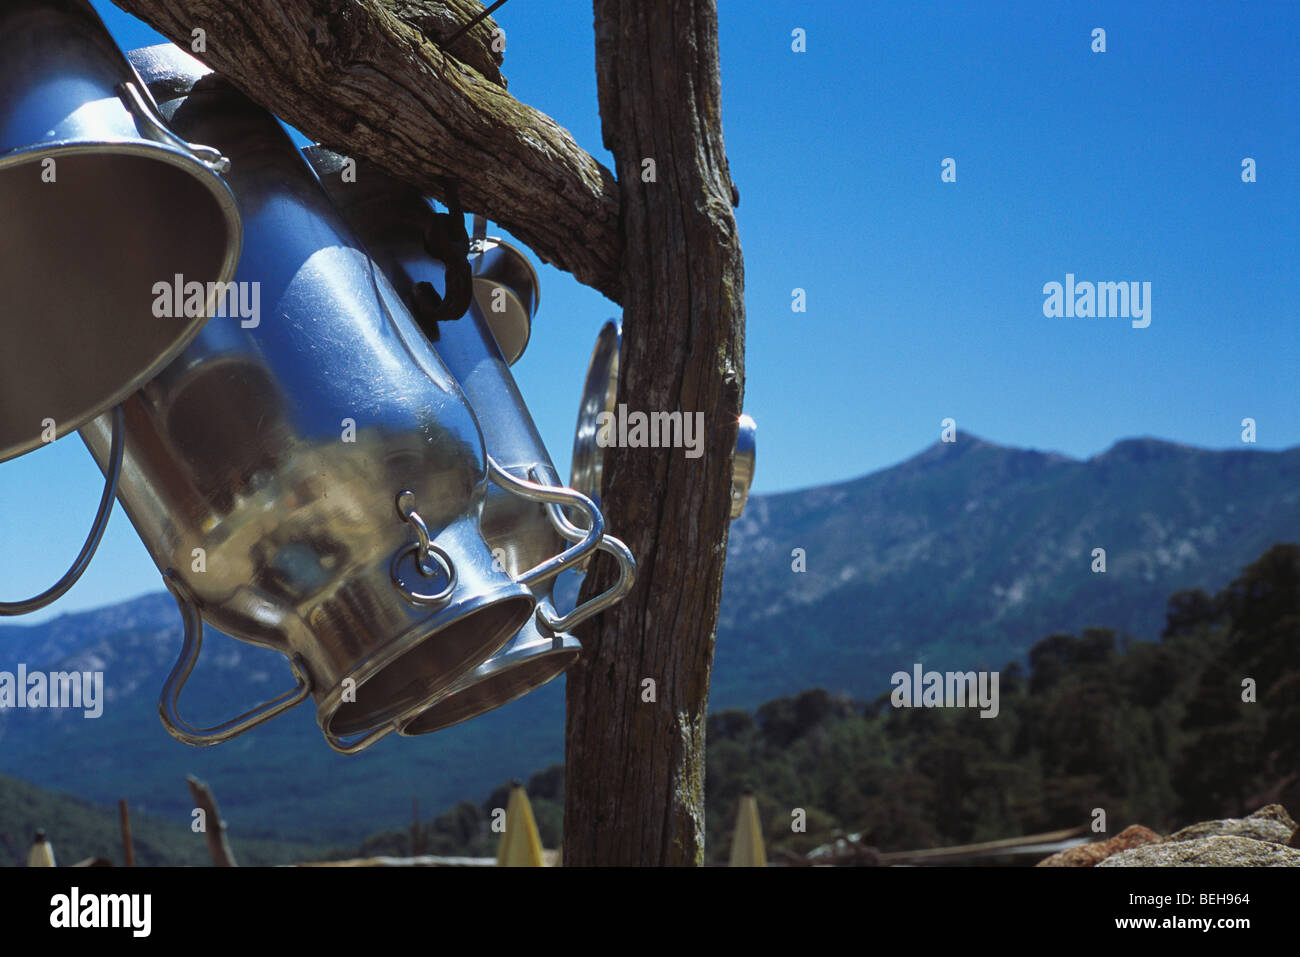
[116,80,231,173]
[322,721,398,755]
[486,457,603,588]
[540,489,636,632]
[157,570,312,746]
[0,405,124,617]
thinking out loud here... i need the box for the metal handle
[486,457,603,588]
[158,570,312,746]
[391,491,458,606]
[116,80,231,173]
[541,494,636,631]
[0,405,124,617]
[323,722,398,755]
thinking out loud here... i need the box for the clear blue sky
[2,0,1296,619]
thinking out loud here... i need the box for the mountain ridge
[765,432,1289,498]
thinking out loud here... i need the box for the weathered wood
[384,1,507,87]
[186,775,238,867]
[111,0,624,301]
[563,0,745,866]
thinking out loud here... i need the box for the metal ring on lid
[391,490,458,604]
[396,490,434,565]
[390,543,458,606]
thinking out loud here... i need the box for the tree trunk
[563,0,745,866]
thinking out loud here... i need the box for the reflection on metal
[470,236,538,365]
[569,321,758,520]
[732,413,757,519]
[79,45,543,754]
[569,321,621,511]
[308,148,635,734]
[0,1,240,463]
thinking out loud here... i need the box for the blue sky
[2,0,1296,619]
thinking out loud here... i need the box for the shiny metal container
[570,321,758,520]
[307,147,634,734]
[470,237,537,366]
[569,321,622,513]
[0,0,240,463]
[731,414,757,519]
[78,45,577,753]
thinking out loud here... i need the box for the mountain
[714,434,1300,706]
[1,433,1297,848]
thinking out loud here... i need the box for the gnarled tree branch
[112,0,624,301]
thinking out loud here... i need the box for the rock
[1168,804,1297,847]
[1099,835,1300,867]
[1036,825,1162,867]
[1289,828,1300,849]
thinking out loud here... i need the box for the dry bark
[563,0,744,866]
[112,0,624,300]
[186,775,238,866]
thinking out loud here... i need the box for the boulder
[1167,804,1297,847]
[1036,825,1162,867]
[1099,835,1300,867]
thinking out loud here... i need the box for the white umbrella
[27,830,55,867]
[730,793,767,867]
